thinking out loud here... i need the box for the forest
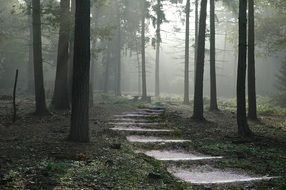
[0,0,286,189]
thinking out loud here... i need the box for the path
[108,107,275,186]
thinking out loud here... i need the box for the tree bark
[192,0,207,121]
[115,26,122,96]
[247,0,257,120]
[32,0,49,115]
[13,69,19,123]
[209,0,218,111]
[67,0,75,103]
[69,0,90,143]
[104,44,111,93]
[155,0,161,97]
[184,0,190,104]
[52,0,70,110]
[194,0,199,87]
[237,0,253,137]
[141,13,147,100]
[26,0,34,94]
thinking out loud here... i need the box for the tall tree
[51,0,70,110]
[141,1,147,100]
[194,0,199,86]
[26,0,34,94]
[209,0,218,111]
[154,0,162,97]
[247,0,257,120]
[184,0,190,104]
[192,0,207,121]
[115,18,122,96]
[67,0,75,102]
[237,0,253,137]
[103,44,111,93]
[69,0,90,142]
[32,0,49,115]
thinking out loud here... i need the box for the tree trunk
[237,0,253,137]
[51,0,70,110]
[141,14,147,100]
[114,3,121,97]
[192,0,207,121]
[104,45,111,93]
[209,0,218,111]
[184,0,190,104]
[69,0,90,143]
[67,0,75,103]
[115,26,122,96]
[247,0,257,120]
[32,0,49,115]
[194,0,199,87]
[155,0,161,97]
[26,1,34,94]
[136,42,141,95]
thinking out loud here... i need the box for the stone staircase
[108,107,275,186]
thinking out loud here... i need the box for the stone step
[110,127,173,132]
[110,118,150,123]
[114,114,155,118]
[168,166,275,185]
[138,108,165,113]
[122,111,161,116]
[108,122,161,126]
[143,150,222,161]
[127,135,190,143]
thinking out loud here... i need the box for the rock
[110,143,121,149]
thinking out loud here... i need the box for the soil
[0,95,285,190]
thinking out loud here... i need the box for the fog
[1,0,283,100]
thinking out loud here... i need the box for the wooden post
[13,69,19,123]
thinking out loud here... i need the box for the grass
[1,95,285,190]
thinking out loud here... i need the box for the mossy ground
[0,94,285,189]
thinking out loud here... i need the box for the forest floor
[0,94,285,190]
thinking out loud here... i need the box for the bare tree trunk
[237,0,253,137]
[13,69,19,123]
[136,44,141,95]
[194,0,199,87]
[209,0,218,111]
[26,1,34,94]
[69,0,90,143]
[52,0,70,110]
[141,15,147,100]
[32,0,49,115]
[104,45,111,93]
[247,0,257,120]
[67,0,75,103]
[115,27,122,96]
[184,0,190,104]
[192,0,207,121]
[155,0,161,97]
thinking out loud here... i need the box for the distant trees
[51,0,70,110]
[192,0,207,121]
[69,0,91,142]
[237,0,253,137]
[183,0,190,104]
[32,0,49,115]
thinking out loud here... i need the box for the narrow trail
[108,107,275,187]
